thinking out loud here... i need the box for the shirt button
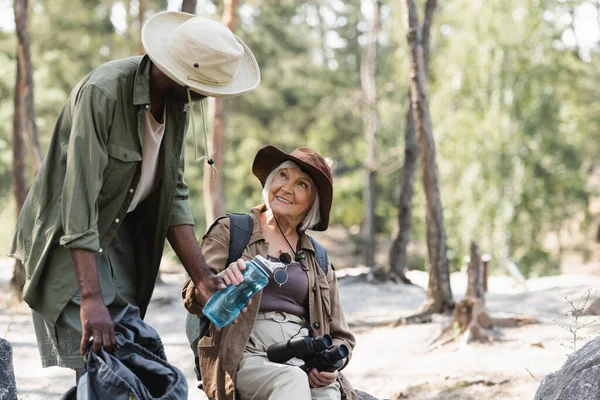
[145,104,150,109]
[313,322,320,329]
[312,286,317,292]
[129,189,134,193]
[98,248,103,253]
[115,218,120,223]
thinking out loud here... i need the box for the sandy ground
[2,257,600,400]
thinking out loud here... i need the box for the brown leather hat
[252,146,333,231]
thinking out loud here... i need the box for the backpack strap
[307,235,328,275]
[226,213,254,266]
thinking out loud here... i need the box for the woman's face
[268,167,316,223]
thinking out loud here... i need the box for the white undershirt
[127,105,166,213]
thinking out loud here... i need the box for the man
[8,11,260,379]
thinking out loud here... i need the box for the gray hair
[262,160,321,231]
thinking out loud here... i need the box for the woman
[182,146,357,400]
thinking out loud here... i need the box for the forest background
[2,0,600,323]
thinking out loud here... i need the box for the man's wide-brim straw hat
[142,11,260,98]
[252,146,333,232]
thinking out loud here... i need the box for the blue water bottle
[203,255,279,329]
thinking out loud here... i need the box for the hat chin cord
[187,87,217,178]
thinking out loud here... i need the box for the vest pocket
[318,280,333,322]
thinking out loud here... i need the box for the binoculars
[267,334,349,373]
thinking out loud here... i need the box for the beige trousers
[236,311,341,400]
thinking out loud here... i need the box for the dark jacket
[68,305,188,400]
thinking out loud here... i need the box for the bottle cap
[253,255,283,276]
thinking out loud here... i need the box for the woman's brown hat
[252,146,333,231]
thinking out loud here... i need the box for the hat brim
[252,146,332,231]
[142,12,260,99]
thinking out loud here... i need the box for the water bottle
[202,255,280,329]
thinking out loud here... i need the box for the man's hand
[79,296,116,355]
[168,225,227,304]
[307,368,338,388]
[193,272,227,305]
[70,248,115,355]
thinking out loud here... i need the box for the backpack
[185,213,329,385]
[63,305,188,400]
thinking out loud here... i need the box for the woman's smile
[275,196,292,205]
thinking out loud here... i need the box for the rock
[583,297,600,315]
[356,389,381,400]
[0,338,17,400]
[534,336,600,400]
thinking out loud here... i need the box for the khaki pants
[236,311,341,400]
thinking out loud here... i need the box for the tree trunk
[466,241,484,300]
[202,0,238,225]
[403,0,453,313]
[181,0,197,14]
[389,100,416,284]
[11,0,30,295]
[389,0,436,282]
[137,0,145,55]
[14,0,42,175]
[360,0,379,269]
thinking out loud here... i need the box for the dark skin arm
[74,226,223,356]
[170,225,251,324]
[167,224,226,304]
[71,249,116,355]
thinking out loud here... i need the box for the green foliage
[1,0,599,279]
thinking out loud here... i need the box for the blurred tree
[403,0,453,313]
[11,0,36,295]
[17,0,42,176]
[0,0,599,280]
[360,0,379,269]
[389,0,436,284]
[203,0,239,225]
[432,0,597,276]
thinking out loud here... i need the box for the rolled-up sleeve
[59,85,114,251]
[169,143,195,227]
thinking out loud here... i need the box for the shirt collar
[133,55,152,106]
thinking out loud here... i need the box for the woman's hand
[218,259,246,286]
[213,258,251,326]
[307,368,338,388]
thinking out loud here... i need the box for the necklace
[272,217,297,287]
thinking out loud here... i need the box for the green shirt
[9,55,194,324]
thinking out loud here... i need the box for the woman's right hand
[215,258,251,326]
[218,258,247,286]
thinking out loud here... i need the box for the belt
[255,311,305,324]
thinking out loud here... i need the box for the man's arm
[167,224,226,304]
[71,249,116,355]
[59,85,116,355]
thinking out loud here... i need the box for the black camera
[266,334,349,373]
